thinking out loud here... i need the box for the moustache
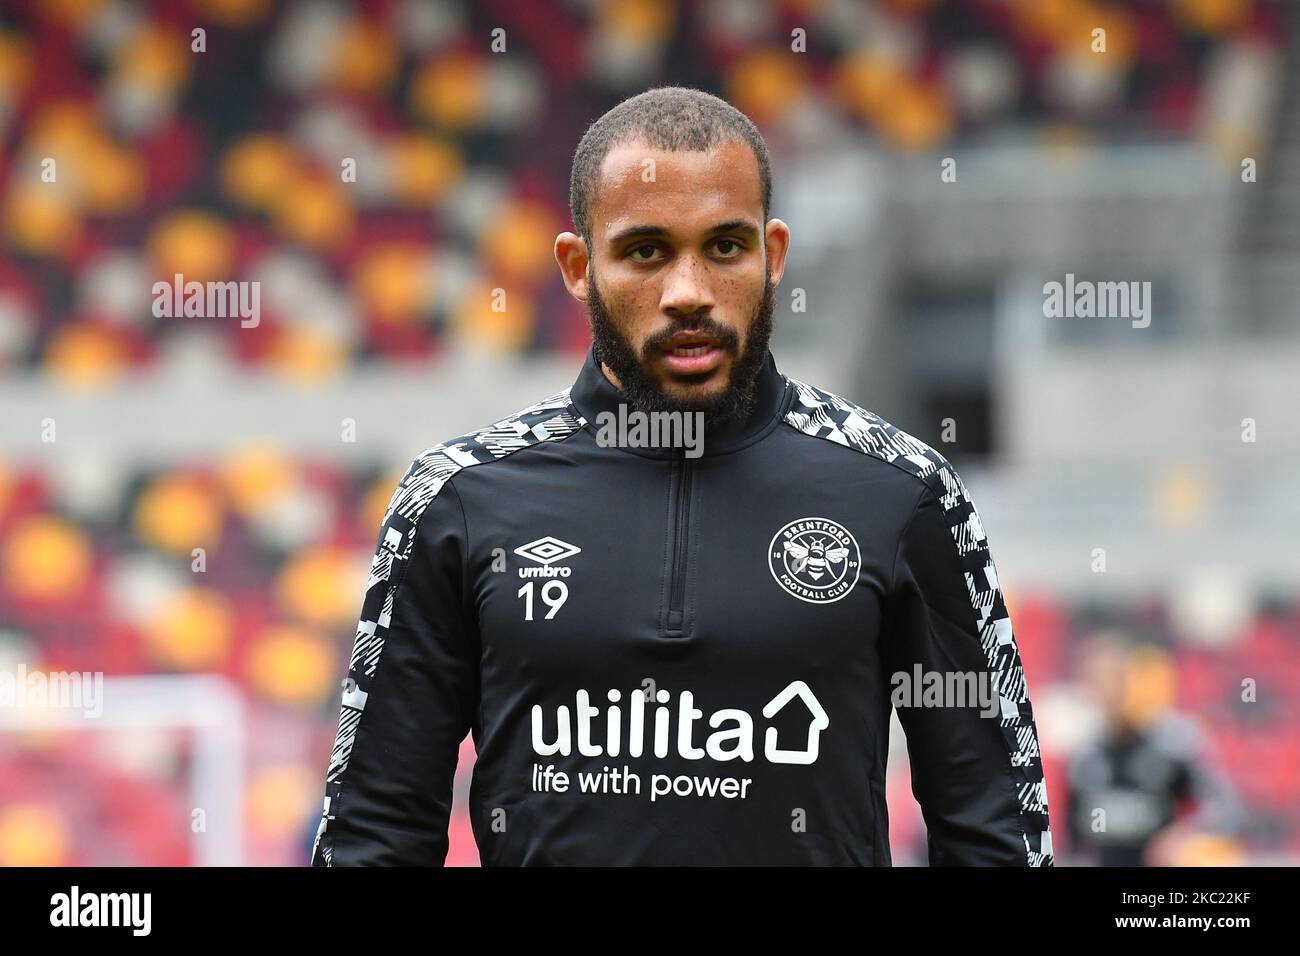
[640,318,741,358]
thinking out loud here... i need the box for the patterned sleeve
[885,471,1053,866]
[310,459,477,866]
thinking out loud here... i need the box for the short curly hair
[568,86,772,249]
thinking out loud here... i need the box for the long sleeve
[310,465,478,866]
[883,471,1053,866]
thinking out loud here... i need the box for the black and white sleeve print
[786,380,1053,867]
[311,392,584,866]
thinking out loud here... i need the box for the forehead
[590,139,763,240]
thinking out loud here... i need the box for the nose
[659,251,715,320]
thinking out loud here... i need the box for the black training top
[310,345,1053,866]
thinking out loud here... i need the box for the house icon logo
[762,680,830,765]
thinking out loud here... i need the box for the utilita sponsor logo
[531,680,830,766]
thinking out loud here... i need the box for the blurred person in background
[1066,634,1244,866]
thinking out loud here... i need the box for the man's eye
[714,239,742,258]
[629,244,660,261]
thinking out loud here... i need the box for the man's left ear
[764,218,791,286]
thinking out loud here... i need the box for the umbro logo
[514,535,582,587]
[514,536,582,566]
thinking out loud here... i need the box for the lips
[663,330,722,354]
[652,326,731,376]
[661,338,724,375]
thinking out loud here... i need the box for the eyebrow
[606,218,762,247]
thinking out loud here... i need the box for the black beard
[586,266,776,430]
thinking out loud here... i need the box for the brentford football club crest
[768,517,861,604]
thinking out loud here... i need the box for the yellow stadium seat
[245,624,335,706]
[1,514,92,602]
[144,588,233,670]
[133,474,224,555]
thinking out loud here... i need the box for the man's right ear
[553,232,590,301]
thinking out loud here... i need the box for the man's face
[577,139,782,422]
[587,257,776,424]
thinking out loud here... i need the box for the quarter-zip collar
[569,342,788,459]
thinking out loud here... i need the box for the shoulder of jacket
[384,386,586,525]
[780,375,971,509]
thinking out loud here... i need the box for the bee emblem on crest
[782,536,850,582]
